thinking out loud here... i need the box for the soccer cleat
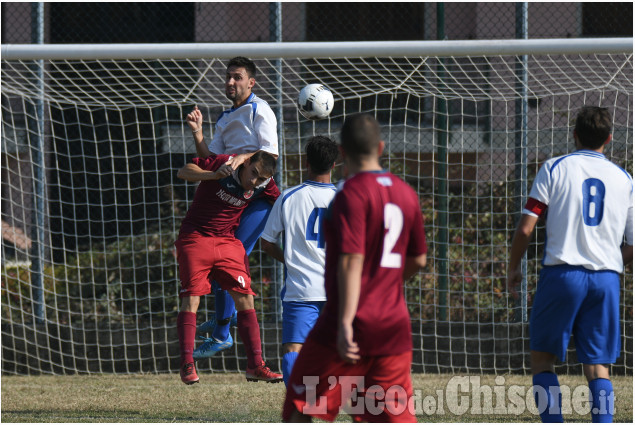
[180,362,199,385]
[192,334,233,360]
[245,361,283,383]
[197,310,238,334]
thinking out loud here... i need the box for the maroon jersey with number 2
[310,170,427,356]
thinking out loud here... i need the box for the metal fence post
[514,2,529,323]
[30,2,46,325]
[269,2,284,322]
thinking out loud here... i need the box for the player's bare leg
[178,295,200,384]
[584,363,613,422]
[530,350,557,375]
[284,343,303,353]
[231,291,283,383]
[530,350,561,422]
[583,363,610,381]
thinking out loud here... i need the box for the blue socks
[533,372,563,423]
[282,351,299,387]
[588,378,614,423]
[212,285,235,341]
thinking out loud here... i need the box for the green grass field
[1,373,632,422]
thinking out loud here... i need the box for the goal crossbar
[2,38,632,60]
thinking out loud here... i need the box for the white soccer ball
[297,84,334,120]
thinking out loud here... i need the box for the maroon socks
[177,311,197,365]
[237,309,263,369]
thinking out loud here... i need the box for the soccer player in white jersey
[507,106,633,423]
[260,135,339,386]
[186,57,279,359]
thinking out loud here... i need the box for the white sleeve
[261,195,284,243]
[521,209,540,218]
[626,187,633,246]
[253,105,279,156]
[207,131,224,155]
[527,161,552,206]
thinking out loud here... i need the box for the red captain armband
[524,198,547,217]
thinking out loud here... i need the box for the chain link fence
[1,2,632,44]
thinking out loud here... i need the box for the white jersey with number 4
[524,149,633,273]
[261,181,337,301]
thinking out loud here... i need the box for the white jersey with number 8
[524,150,633,273]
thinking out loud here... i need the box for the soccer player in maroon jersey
[175,151,283,385]
[282,114,428,422]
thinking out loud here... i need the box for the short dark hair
[249,151,276,176]
[574,106,612,149]
[340,113,381,158]
[227,56,257,78]
[306,135,339,174]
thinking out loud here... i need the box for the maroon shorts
[175,233,255,297]
[282,337,415,423]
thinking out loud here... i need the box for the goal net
[1,39,632,375]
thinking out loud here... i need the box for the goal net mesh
[1,45,632,375]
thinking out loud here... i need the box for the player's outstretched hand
[506,267,521,300]
[186,106,203,132]
[225,153,249,170]
[337,323,360,364]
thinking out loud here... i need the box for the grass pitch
[1,373,632,422]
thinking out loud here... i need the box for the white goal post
[1,38,632,376]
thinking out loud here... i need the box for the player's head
[306,135,339,175]
[225,57,256,106]
[574,106,612,150]
[340,113,383,163]
[227,56,257,78]
[239,151,276,191]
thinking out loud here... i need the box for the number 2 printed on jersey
[381,203,404,268]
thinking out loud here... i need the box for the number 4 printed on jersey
[306,207,327,248]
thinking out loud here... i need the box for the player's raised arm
[224,151,256,170]
[186,106,212,158]
[177,162,231,182]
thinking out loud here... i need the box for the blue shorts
[530,264,620,364]
[282,300,325,345]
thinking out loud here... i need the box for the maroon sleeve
[262,178,280,204]
[408,205,427,257]
[191,154,231,171]
[406,187,427,256]
[334,186,366,255]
